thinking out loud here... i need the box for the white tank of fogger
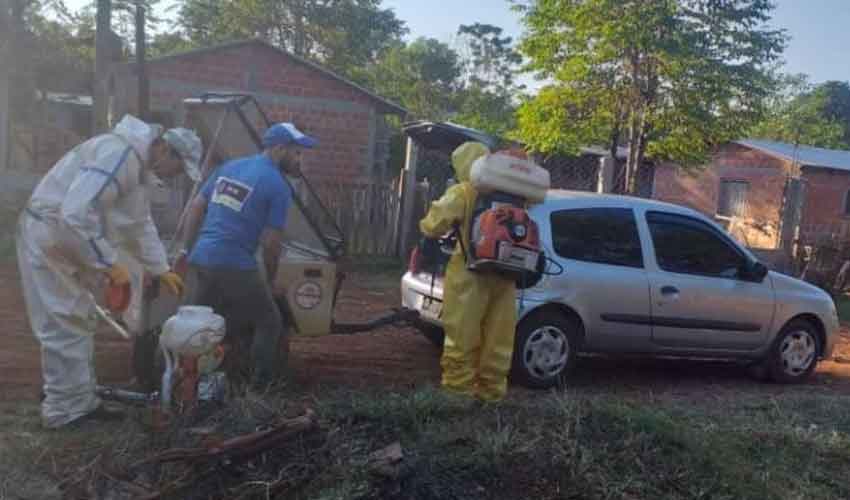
[159,306,226,410]
[160,306,226,356]
[469,153,550,203]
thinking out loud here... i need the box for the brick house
[108,39,407,184]
[653,140,850,258]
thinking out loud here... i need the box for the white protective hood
[112,115,164,166]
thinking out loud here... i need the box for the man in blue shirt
[182,123,317,388]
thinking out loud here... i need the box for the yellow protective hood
[451,142,490,183]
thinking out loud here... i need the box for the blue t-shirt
[189,154,292,270]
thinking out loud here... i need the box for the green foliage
[515,85,616,155]
[515,0,786,189]
[148,31,196,57]
[6,0,98,96]
[453,86,517,138]
[171,0,407,76]
[456,22,522,91]
[751,76,850,149]
[453,23,526,138]
[354,37,461,120]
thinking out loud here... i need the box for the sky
[63,0,850,87]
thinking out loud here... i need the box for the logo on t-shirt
[211,177,253,212]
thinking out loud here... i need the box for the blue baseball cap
[262,122,318,149]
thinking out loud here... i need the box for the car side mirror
[741,260,768,282]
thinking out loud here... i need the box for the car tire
[767,319,821,384]
[511,310,581,389]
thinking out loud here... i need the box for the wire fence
[537,152,656,198]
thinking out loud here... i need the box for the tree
[357,37,461,120]
[5,0,99,120]
[456,23,522,91]
[149,31,195,57]
[515,0,786,193]
[751,77,850,149]
[452,23,525,137]
[171,0,406,77]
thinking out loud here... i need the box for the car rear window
[550,208,644,268]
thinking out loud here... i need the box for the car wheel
[768,319,820,383]
[511,311,580,389]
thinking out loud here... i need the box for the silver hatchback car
[402,190,839,388]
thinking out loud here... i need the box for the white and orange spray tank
[158,306,227,417]
[462,150,550,287]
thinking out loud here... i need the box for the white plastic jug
[470,153,550,203]
[159,306,226,411]
[160,305,226,356]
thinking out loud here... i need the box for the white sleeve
[60,145,135,270]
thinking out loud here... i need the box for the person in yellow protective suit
[419,142,517,401]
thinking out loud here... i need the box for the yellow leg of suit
[441,253,517,401]
[477,273,518,401]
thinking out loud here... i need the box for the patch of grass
[3,389,850,499]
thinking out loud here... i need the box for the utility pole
[93,0,112,133]
[135,2,149,120]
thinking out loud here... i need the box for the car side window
[646,211,744,278]
[550,208,643,268]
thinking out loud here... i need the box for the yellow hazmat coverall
[419,142,518,401]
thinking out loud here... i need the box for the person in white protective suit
[16,115,203,428]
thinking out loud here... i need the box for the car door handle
[660,285,679,296]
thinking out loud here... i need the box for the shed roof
[735,139,850,172]
[127,39,407,115]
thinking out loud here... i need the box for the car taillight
[408,246,422,273]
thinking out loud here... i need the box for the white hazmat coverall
[16,115,173,428]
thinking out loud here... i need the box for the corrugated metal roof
[735,139,850,172]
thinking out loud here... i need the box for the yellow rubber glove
[158,271,185,296]
[107,263,131,286]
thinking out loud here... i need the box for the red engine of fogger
[466,151,550,285]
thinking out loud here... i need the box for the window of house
[647,211,745,278]
[717,180,749,217]
[550,208,644,268]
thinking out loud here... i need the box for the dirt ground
[2,263,850,403]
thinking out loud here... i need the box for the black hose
[542,256,565,276]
